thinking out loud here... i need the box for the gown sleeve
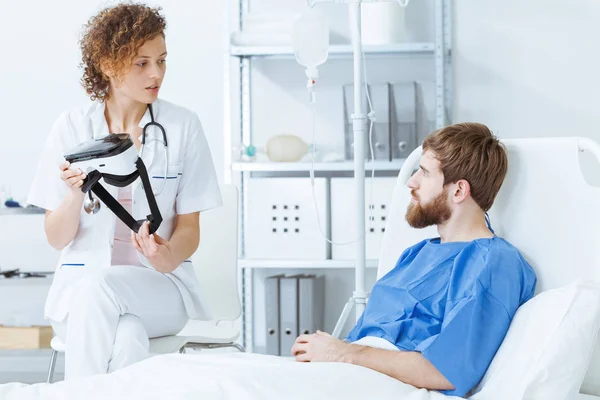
[416,286,511,397]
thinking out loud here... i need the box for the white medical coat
[27,98,222,323]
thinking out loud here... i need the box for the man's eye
[137,62,146,67]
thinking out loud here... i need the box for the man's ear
[452,179,471,203]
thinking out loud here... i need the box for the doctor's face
[109,35,167,104]
[405,150,452,228]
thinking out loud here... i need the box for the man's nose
[407,173,419,190]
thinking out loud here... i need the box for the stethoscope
[84,104,169,215]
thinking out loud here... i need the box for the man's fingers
[291,343,308,356]
[316,330,331,337]
[295,334,313,344]
[295,353,310,362]
[59,161,70,171]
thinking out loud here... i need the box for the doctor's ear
[99,62,121,81]
[99,62,113,79]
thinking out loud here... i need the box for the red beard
[405,189,452,228]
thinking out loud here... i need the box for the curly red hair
[79,2,167,101]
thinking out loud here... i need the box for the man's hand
[131,221,179,273]
[291,331,358,363]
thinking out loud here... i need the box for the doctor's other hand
[59,161,86,193]
[291,330,355,363]
[131,221,178,273]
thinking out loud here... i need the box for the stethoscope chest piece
[84,192,101,214]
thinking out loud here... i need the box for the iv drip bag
[292,7,330,79]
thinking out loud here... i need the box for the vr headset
[63,134,162,234]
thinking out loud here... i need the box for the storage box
[0,325,53,349]
[331,177,397,260]
[245,178,328,260]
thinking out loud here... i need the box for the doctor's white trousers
[50,265,189,380]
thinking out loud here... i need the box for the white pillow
[468,281,600,400]
[581,342,600,395]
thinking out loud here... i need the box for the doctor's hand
[291,331,356,363]
[131,221,178,273]
[59,161,86,192]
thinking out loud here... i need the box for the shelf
[231,159,405,173]
[0,207,45,215]
[239,259,379,269]
[230,43,435,58]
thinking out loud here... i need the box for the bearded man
[291,123,537,398]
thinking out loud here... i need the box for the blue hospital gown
[346,236,537,397]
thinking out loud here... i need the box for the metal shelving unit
[230,42,435,57]
[239,259,379,269]
[226,0,452,352]
[231,159,405,173]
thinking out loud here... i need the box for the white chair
[378,138,600,396]
[47,184,243,383]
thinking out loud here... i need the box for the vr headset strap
[136,157,163,233]
[87,158,163,235]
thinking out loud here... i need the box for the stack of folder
[264,274,325,356]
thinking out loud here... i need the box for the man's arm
[292,331,454,391]
[344,342,454,391]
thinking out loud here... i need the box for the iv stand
[331,2,369,338]
[305,0,408,338]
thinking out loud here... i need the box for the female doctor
[27,3,221,380]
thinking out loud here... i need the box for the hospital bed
[1,137,600,400]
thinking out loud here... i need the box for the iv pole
[304,0,408,338]
[331,2,368,337]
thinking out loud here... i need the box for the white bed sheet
[1,352,595,400]
[0,353,462,400]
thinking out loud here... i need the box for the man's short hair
[423,122,508,212]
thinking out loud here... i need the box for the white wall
[454,0,600,184]
[454,0,600,139]
[0,0,227,204]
